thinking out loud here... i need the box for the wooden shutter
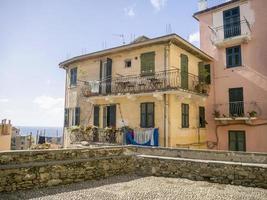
[109,105,116,128]
[99,60,102,93]
[140,103,146,128]
[199,107,205,128]
[198,62,205,83]
[140,52,155,75]
[93,106,100,126]
[237,132,246,151]
[75,107,80,126]
[181,104,189,128]
[228,131,237,151]
[229,87,244,116]
[106,58,112,93]
[103,106,107,128]
[147,103,155,128]
[205,64,211,84]
[180,54,188,89]
[64,108,69,127]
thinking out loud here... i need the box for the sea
[17,126,63,137]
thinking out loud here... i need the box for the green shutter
[93,106,100,127]
[141,52,155,75]
[237,132,246,151]
[75,107,80,126]
[181,54,188,89]
[64,108,69,127]
[198,62,205,83]
[229,132,236,151]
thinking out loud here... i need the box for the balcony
[213,101,266,123]
[211,20,251,47]
[81,69,208,98]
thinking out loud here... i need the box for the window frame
[181,103,189,128]
[226,45,242,68]
[140,102,155,128]
[70,67,77,87]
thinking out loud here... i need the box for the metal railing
[81,69,208,97]
[214,101,267,118]
[211,19,251,43]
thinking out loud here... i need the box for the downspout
[62,67,68,148]
[163,42,171,147]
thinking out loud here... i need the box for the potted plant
[212,110,221,118]
[248,110,257,118]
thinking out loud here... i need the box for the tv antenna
[113,34,126,45]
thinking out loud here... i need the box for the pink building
[194,0,267,152]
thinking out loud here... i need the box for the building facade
[194,0,267,152]
[0,119,12,151]
[60,34,212,148]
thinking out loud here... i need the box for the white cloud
[189,31,200,44]
[33,95,64,110]
[124,6,135,17]
[0,98,9,103]
[150,0,167,11]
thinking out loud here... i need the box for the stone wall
[129,146,267,163]
[136,155,267,188]
[0,146,267,192]
[0,147,135,192]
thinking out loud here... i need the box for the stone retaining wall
[136,155,267,188]
[129,146,267,164]
[0,146,267,192]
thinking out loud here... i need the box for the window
[70,107,80,126]
[223,7,240,38]
[125,59,132,68]
[181,104,189,128]
[93,105,100,127]
[198,62,211,84]
[226,46,242,68]
[70,67,77,86]
[229,87,244,117]
[103,105,116,128]
[140,103,154,128]
[229,131,246,151]
[140,52,155,75]
[199,107,206,128]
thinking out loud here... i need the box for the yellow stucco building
[60,34,213,148]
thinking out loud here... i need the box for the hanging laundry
[126,128,159,146]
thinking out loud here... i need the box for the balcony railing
[81,69,208,97]
[211,19,251,46]
[213,101,267,119]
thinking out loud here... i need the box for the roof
[59,33,213,68]
[193,0,241,20]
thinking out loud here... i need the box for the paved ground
[2,176,267,200]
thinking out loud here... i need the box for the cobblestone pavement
[2,176,267,200]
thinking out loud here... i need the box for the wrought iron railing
[213,101,267,118]
[211,19,251,43]
[81,69,208,97]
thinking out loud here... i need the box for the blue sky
[0,0,200,127]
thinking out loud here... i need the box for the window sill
[225,65,243,69]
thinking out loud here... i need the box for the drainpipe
[163,42,171,147]
[62,68,68,148]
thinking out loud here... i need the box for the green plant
[248,110,257,117]
[212,110,221,118]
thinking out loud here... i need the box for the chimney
[198,0,207,11]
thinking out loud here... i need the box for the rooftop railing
[81,69,209,97]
